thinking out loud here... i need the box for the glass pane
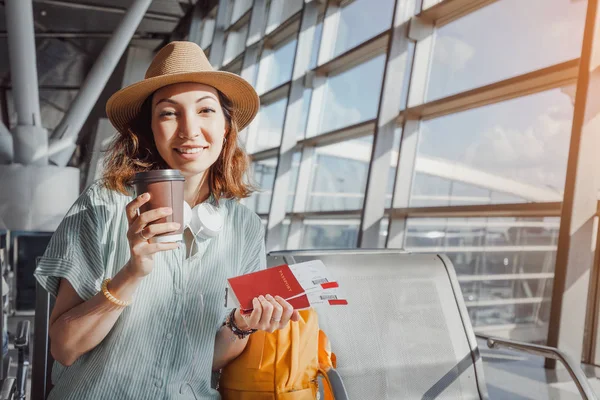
[199,18,215,49]
[404,217,559,343]
[287,152,302,213]
[323,0,395,63]
[410,87,575,207]
[39,90,78,130]
[222,60,243,75]
[230,0,252,23]
[308,136,373,212]
[467,303,551,333]
[266,0,303,34]
[256,38,297,94]
[314,54,386,135]
[301,220,360,249]
[247,97,288,153]
[223,23,249,65]
[426,0,586,101]
[247,158,277,214]
[279,219,291,248]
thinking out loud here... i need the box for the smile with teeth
[176,147,205,154]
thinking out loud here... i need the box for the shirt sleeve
[34,185,107,300]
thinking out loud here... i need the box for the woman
[34,41,299,399]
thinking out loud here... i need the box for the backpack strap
[317,329,337,399]
[317,367,335,400]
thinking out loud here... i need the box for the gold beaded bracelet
[101,278,132,307]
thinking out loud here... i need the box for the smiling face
[151,82,227,180]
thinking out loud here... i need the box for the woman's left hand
[234,295,300,333]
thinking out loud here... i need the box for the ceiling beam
[32,0,181,22]
[0,31,169,39]
[1,84,80,90]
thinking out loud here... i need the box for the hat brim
[106,71,260,135]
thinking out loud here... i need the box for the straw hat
[106,41,259,134]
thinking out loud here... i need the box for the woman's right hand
[125,193,180,277]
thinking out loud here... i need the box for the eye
[159,110,176,117]
[198,107,216,114]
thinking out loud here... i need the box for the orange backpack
[219,309,336,399]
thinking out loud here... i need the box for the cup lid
[132,169,185,183]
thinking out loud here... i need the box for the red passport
[226,265,305,314]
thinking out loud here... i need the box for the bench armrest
[327,368,349,400]
[477,334,597,400]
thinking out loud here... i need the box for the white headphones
[183,201,223,240]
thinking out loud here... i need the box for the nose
[178,110,202,139]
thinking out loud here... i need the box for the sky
[416,87,576,203]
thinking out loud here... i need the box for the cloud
[432,35,476,72]
[464,107,572,191]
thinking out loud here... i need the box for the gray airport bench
[27,249,598,399]
[267,250,489,399]
[267,249,599,400]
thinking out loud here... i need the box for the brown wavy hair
[102,90,255,201]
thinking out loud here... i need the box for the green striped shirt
[34,181,266,399]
